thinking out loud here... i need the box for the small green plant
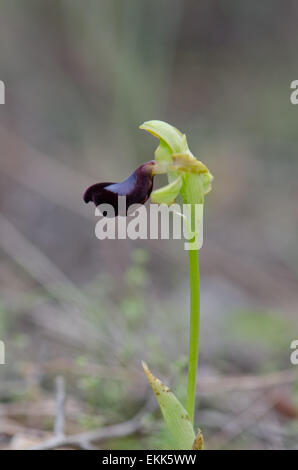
[140,121,213,450]
[84,120,213,450]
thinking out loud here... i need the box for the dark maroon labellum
[84,161,156,216]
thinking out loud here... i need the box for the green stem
[186,248,200,424]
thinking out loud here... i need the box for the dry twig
[30,376,154,450]
[30,401,152,450]
[199,369,297,395]
[54,376,66,438]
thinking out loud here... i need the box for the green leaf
[151,176,182,204]
[142,361,195,450]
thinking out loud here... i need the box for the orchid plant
[84,120,213,450]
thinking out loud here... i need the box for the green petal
[151,176,182,205]
[171,153,209,174]
[201,172,214,195]
[154,138,173,165]
[142,362,196,450]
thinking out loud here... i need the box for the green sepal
[140,120,188,155]
[151,176,183,205]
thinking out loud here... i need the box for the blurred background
[0,0,297,450]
